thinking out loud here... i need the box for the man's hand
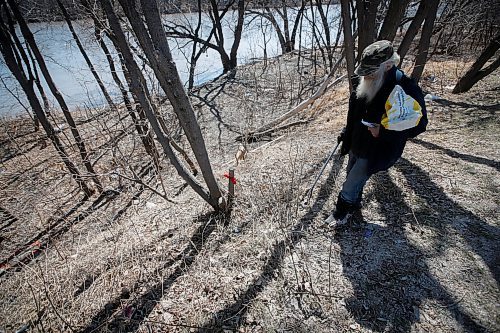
[368,124,380,138]
[337,127,346,143]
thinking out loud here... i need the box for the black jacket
[341,66,427,174]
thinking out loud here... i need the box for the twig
[114,169,179,204]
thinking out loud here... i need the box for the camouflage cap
[355,40,394,76]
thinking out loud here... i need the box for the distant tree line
[15,0,316,22]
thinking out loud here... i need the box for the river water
[0,6,340,117]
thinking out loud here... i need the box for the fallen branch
[237,74,346,142]
[114,167,179,204]
[236,119,309,142]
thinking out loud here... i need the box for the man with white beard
[326,40,428,226]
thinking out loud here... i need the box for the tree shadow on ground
[396,158,500,284]
[336,171,491,332]
[78,211,225,333]
[410,138,500,171]
[195,155,346,332]
[433,98,500,112]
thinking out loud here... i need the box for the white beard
[356,70,385,102]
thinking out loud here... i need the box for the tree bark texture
[410,0,440,82]
[398,0,430,62]
[378,0,411,41]
[340,0,355,93]
[453,34,500,93]
[356,0,381,58]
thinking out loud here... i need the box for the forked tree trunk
[118,0,223,207]
[289,1,306,53]
[411,0,440,82]
[229,0,245,70]
[6,0,102,192]
[257,1,305,55]
[0,20,92,197]
[99,0,219,208]
[206,0,245,73]
[453,34,500,93]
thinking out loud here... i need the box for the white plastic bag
[381,85,423,131]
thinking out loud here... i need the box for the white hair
[382,52,401,69]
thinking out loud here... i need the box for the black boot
[325,194,355,226]
[354,192,363,209]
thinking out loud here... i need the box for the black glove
[337,127,346,144]
[338,127,350,156]
[340,141,350,156]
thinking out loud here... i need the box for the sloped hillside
[0,56,498,332]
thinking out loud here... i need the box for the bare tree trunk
[378,0,411,41]
[251,1,305,55]
[99,0,219,208]
[25,44,50,115]
[398,0,430,62]
[3,9,40,130]
[410,0,440,82]
[340,0,355,93]
[0,19,93,197]
[80,0,160,163]
[453,34,500,93]
[188,0,205,90]
[137,0,223,207]
[209,0,231,72]
[262,7,288,54]
[315,0,333,69]
[356,0,380,57]
[289,1,306,53]
[6,0,102,192]
[229,0,245,70]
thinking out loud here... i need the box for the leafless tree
[56,0,118,114]
[80,0,161,166]
[99,0,224,209]
[356,0,381,58]
[248,0,306,55]
[0,5,93,197]
[453,34,500,93]
[5,0,103,192]
[398,0,432,62]
[301,0,339,71]
[340,0,355,92]
[163,0,245,75]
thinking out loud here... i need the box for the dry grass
[0,55,499,332]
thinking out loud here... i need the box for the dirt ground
[0,55,499,332]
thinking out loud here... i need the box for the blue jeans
[340,153,371,204]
